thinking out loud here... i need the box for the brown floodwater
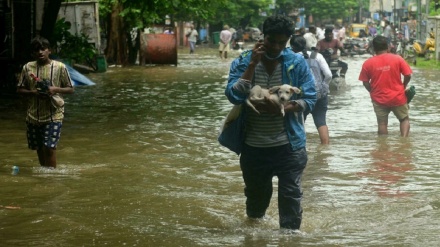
[1,46,440,246]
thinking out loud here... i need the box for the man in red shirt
[358,36,412,137]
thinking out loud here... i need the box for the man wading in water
[225,15,316,231]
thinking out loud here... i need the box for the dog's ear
[290,86,301,94]
[269,86,280,94]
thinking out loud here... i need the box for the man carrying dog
[225,15,316,231]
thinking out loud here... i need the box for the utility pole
[427,0,431,31]
[417,0,422,40]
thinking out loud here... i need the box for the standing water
[1,46,440,246]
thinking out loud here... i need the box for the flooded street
[1,46,440,246]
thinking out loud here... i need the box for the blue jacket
[225,48,316,150]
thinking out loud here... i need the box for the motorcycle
[343,37,369,56]
[320,48,346,92]
[390,31,412,57]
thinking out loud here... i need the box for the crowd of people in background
[176,15,423,59]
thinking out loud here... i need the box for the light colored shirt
[383,25,392,38]
[303,32,318,50]
[303,51,332,85]
[338,27,346,43]
[333,29,339,40]
[18,60,73,124]
[187,29,198,42]
[316,27,325,41]
[220,30,232,44]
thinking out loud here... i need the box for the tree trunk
[106,2,128,65]
[40,0,62,41]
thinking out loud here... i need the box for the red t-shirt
[358,53,412,107]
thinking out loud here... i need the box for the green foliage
[210,0,273,28]
[277,0,359,21]
[429,1,440,16]
[412,57,440,69]
[98,0,229,29]
[52,18,97,64]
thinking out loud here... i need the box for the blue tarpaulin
[64,63,95,86]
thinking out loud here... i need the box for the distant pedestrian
[303,25,318,50]
[164,27,174,34]
[383,20,392,45]
[358,36,412,137]
[236,27,243,43]
[186,24,198,54]
[338,24,346,44]
[316,24,325,41]
[219,25,232,59]
[291,36,332,144]
[368,23,377,37]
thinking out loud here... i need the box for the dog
[246,84,301,116]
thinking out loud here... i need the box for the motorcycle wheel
[402,49,408,59]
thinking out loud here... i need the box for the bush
[52,18,97,66]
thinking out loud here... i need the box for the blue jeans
[189,41,196,54]
[240,144,308,229]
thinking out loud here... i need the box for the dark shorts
[304,95,328,128]
[26,122,62,150]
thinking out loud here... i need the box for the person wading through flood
[219,25,232,59]
[17,36,74,169]
[225,15,316,231]
[358,35,412,137]
[291,36,332,144]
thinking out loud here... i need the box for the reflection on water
[358,138,414,198]
[1,48,440,246]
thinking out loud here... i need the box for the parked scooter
[412,31,435,60]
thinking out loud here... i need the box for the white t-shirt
[338,27,346,43]
[187,29,198,42]
[303,32,318,50]
[316,27,325,41]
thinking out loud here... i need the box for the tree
[208,0,273,30]
[99,0,228,65]
[277,0,358,24]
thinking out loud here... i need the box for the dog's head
[269,85,301,102]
